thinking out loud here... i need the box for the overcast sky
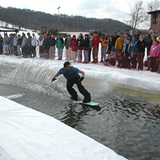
[0,0,152,28]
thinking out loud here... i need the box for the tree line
[0,6,131,33]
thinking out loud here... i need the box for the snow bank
[0,96,127,160]
[0,55,160,95]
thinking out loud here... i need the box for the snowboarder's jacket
[115,37,124,51]
[56,38,64,49]
[92,35,100,48]
[56,66,80,80]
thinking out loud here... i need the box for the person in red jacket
[71,35,77,61]
[71,35,77,62]
[92,31,100,63]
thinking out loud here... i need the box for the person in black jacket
[17,34,23,57]
[48,34,56,59]
[77,35,83,62]
[83,34,90,63]
[137,35,146,70]
[43,34,49,58]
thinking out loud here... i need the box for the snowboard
[75,101,99,106]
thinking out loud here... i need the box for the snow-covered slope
[0,96,127,160]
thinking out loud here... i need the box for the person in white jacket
[31,33,37,57]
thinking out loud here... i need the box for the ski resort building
[148,9,160,31]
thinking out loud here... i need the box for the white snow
[0,55,160,95]
[0,96,127,160]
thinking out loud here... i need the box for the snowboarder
[52,61,91,103]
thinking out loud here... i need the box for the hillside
[0,6,132,33]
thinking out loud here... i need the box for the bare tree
[128,1,149,29]
[148,0,160,11]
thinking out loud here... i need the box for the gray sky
[0,0,152,28]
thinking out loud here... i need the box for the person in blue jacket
[130,35,138,69]
[52,61,91,103]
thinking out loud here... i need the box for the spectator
[31,33,37,57]
[22,33,27,57]
[120,38,131,68]
[65,34,72,60]
[92,31,100,63]
[100,34,109,62]
[115,32,124,63]
[83,34,90,63]
[17,34,23,57]
[43,34,49,58]
[38,35,44,57]
[13,34,18,55]
[130,35,138,69]
[0,34,3,55]
[137,35,146,70]
[3,33,10,55]
[48,34,56,60]
[77,35,83,63]
[9,34,14,54]
[149,39,160,72]
[56,35,64,60]
[26,33,32,57]
[88,34,92,62]
[71,35,77,61]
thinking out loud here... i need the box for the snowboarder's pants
[66,77,90,99]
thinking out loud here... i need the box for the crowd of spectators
[0,29,160,73]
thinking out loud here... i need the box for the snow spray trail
[0,60,68,98]
[0,59,111,100]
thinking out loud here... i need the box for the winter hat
[73,35,76,38]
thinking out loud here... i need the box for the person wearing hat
[92,31,100,63]
[52,61,91,103]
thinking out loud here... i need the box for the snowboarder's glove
[51,78,56,82]
[80,77,84,81]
